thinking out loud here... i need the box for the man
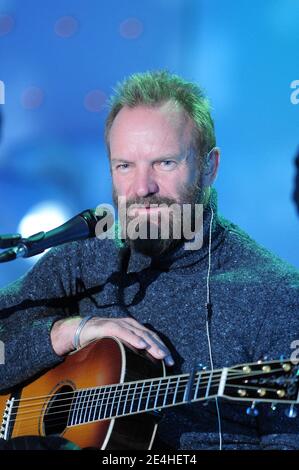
[0,71,299,450]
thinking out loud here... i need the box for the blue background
[0,0,298,287]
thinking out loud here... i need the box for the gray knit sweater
[1,188,299,450]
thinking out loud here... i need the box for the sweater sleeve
[251,274,299,450]
[0,244,75,391]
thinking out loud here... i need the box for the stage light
[54,16,79,38]
[21,87,44,110]
[17,201,71,262]
[0,14,14,36]
[119,18,143,39]
[84,89,106,113]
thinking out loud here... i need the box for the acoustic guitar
[0,337,298,450]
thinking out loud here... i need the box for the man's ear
[201,147,220,187]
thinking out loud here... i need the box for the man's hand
[50,316,175,366]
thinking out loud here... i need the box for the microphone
[0,207,113,263]
[0,234,22,248]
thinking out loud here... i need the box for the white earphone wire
[205,202,223,450]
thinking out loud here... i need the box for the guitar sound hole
[43,385,74,436]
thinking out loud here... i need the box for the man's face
[109,101,203,255]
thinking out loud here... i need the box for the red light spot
[119,18,143,39]
[0,15,15,36]
[84,90,106,113]
[54,16,79,38]
[21,87,44,110]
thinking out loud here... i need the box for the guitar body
[2,339,298,451]
[0,337,165,450]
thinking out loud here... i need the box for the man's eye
[157,160,177,170]
[116,163,130,171]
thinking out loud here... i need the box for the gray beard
[113,177,206,257]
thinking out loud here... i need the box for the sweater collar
[124,187,224,274]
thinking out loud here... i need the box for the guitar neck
[68,368,223,427]
[67,357,299,427]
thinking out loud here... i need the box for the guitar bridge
[0,397,15,441]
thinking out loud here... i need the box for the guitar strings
[9,378,292,432]
[6,364,288,407]
[11,382,284,425]
[6,367,279,416]
[7,379,284,436]
[11,380,296,438]
[9,378,284,422]
[6,367,289,427]
[6,366,290,419]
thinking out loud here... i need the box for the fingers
[81,317,174,366]
[137,329,175,366]
[117,318,174,366]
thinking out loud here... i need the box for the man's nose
[134,169,159,197]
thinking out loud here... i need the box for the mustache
[112,177,203,211]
